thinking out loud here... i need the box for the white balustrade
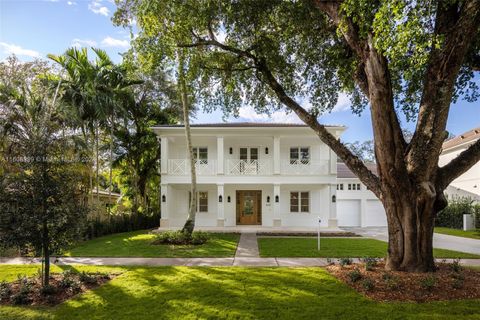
[281,160,329,175]
[167,159,217,175]
[226,160,272,175]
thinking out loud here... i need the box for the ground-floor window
[290,191,310,213]
[188,191,209,212]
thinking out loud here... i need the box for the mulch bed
[256,232,359,237]
[326,261,480,302]
[0,272,118,306]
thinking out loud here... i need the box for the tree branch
[437,138,480,190]
[408,0,480,180]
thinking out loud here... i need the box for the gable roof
[442,127,480,151]
[337,162,378,179]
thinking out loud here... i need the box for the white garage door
[337,200,361,227]
[364,200,387,227]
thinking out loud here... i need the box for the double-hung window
[290,192,310,213]
[347,183,361,191]
[337,184,344,190]
[290,147,310,164]
[188,191,209,212]
[192,147,208,164]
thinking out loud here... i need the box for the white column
[160,184,169,227]
[217,136,224,175]
[273,184,281,226]
[273,136,280,174]
[329,147,337,175]
[328,184,338,228]
[160,137,169,175]
[217,184,225,226]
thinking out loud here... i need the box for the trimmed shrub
[436,197,477,229]
[0,281,12,301]
[347,268,362,283]
[420,275,436,290]
[361,278,374,291]
[153,231,209,245]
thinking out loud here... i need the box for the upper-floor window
[290,191,310,213]
[188,191,209,212]
[348,183,361,191]
[193,147,208,164]
[337,184,344,190]
[290,147,310,164]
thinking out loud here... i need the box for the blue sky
[1,0,478,143]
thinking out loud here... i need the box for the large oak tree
[114,0,480,272]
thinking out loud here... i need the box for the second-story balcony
[166,158,330,176]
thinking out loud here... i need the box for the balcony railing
[226,160,272,175]
[281,160,329,175]
[165,159,329,176]
[167,159,217,175]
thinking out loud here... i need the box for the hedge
[435,197,479,229]
[84,211,160,239]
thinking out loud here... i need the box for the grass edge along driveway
[258,237,480,258]
[64,230,240,258]
[435,227,480,240]
[1,265,480,320]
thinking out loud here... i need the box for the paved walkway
[344,227,480,255]
[1,231,480,267]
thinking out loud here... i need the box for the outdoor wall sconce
[275,195,279,203]
[162,195,166,202]
[219,195,223,203]
[267,196,270,203]
[265,147,269,154]
[229,147,233,154]
[227,196,231,203]
[332,195,336,203]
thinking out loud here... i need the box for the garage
[364,200,387,227]
[337,199,361,227]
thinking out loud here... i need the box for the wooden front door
[236,190,262,225]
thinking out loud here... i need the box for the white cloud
[0,42,40,58]
[88,0,110,16]
[235,105,302,123]
[101,36,130,48]
[67,1,77,5]
[71,38,97,48]
[331,93,350,112]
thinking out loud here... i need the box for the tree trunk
[95,122,100,202]
[109,113,114,215]
[42,220,50,287]
[178,50,197,236]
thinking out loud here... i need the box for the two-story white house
[152,123,343,229]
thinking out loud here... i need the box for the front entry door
[236,190,262,225]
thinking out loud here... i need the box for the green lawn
[435,227,480,240]
[258,237,480,258]
[64,230,240,257]
[1,265,479,320]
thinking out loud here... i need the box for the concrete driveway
[342,227,480,255]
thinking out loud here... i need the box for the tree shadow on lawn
[47,267,480,320]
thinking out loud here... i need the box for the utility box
[463,214,475,231]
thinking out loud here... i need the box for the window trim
[289,146,310,164]
[337,184,344,191]
[188,191,209,213]
[192,147,208,164]
[290,191,310,213]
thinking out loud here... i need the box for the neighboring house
[152,123,342,229]
[88,189,123,219]
[439,127,480,197]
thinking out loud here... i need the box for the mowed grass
[435,227,480,240]
[1,265,480,320]
[258,237,480,258]
[64,230,240,257]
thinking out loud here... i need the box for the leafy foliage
[436,197,480,229]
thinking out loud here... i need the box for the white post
[160,184,169,227]
[217,136,224,175]
[328,184,338,228]
[329,147,337,175]
[318,216,321,251]
[273,136,280,174]
[273,184,281,226]
[160,137,169,174]
[217,184,225,226]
